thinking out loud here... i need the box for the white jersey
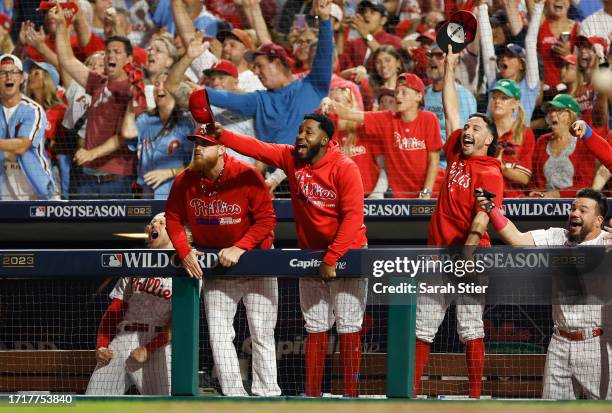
[529,227,608,329]
[109,277,172,327]
[238,70,264,93]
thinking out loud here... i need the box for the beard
[190,154,218,172]
[296,142,322,162]
[567,222,592,244]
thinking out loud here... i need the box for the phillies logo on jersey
[190,198,242,216]
[343,144,367,157]
[394,133,426,151]
[447,160,472,189]
[131,278,172,299]
[294,171,337,200]
[167,139,180,155]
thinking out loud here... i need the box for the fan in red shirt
[204,109,367,398]
[165,129,281,397]
[571,121,612,181]
[415,47,504,399]
[326,72,443,198]
[530,94,597,198]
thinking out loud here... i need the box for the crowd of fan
[0,0,611,200]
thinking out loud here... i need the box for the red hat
[0,12,11,31]
[189,88,216,128]
[397,72,425,94]
[560,54,577,65]
[187,125,219,146]
[245,43,289,64]
[575,35,608,50]
[436,10,477,54]
[203,59,238,79]
[417,28,437,43]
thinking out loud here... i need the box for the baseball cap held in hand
[189,88,216,133]
[436,10,477,54]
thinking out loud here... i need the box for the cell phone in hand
[294,14,307,30]
[345,0,358,17]
[474,188,496,200]
[560,32,570,42]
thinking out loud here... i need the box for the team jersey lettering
[190,198,242,216]
[131,277,172,299]
[394,133,426,151]
[447,160,472,189]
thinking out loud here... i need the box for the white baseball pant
[299,278,368,334]
[203,277,280,396]
[543,331,612,399]
[416,293,484,343]
[86,327,171,395]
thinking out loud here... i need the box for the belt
[85,173,121,184]
[555,327,603,341]
[122,323,164,333]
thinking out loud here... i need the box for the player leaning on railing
[475,187,612,399]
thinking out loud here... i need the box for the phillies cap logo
[101,254,123,268]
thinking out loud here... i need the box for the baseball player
[414,46,505,398]
[0,54,55,200]
[476,187,612,399]
[207,112,368,398]
[86,213,173,395]
[165,129,280,397]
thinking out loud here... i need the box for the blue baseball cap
[24,60,60,88]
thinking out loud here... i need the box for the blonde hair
[26,71,62,109]
[0,35,13,54]
[510,106,526,144]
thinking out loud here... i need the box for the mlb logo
[101,254,122,268]
[30,206,46,217]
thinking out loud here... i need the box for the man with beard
[423,43,476,169]
[475,188,612,399]
[208,112,367,397]
[414,47,504,399]
[164,129,280,397]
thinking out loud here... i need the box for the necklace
[199,165,224,197]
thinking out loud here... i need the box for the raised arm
[205,87,259,117]
[573,121,612,171]
[73,6,93,47]
[524,0,544,89]
[304,0,333,91]
[442,46,461,137]
[503,0,525,37]
[23,25,59,68]
[324,98,366,123]
[477,1,497,89]
[243,0,272,45]
[217,126,288,169]
[50,5,90,88]
[172,0,196,47]
[475,189,536,246]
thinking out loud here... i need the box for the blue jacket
[0,96,55,199]
[206,19,333,144]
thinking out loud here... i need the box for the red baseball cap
[187,126,219,146]
[203,59,239,79]
[188,88,215,127]
[436,10,477,54]
[417,28,437,44]
[245,43,289,64]
[560,54,577,65]
[0,12,11,31]
[575,35,607,49]
[397,72,425,95]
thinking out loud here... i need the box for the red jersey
[531,133,596,197]
[362,110,444,198]
[165,154,275,259]
[327,112,380,194]
[499,127,535,197]
[339,30,402,71]
[84,71,134,176]
[25,33,105,62]
[44,103,68,142]
[574,84,608,137]
[537,19,579,88]
[588,131,612,170]
[219,130,367,266]
[428,129,504,246]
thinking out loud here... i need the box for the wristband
[489,206,509,232]
[582,123,593,140]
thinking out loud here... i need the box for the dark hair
[468,113,498,157]
[105,35,133,56]
[575,188,608,219]
[304,112,335,138]
[369,45,405,89]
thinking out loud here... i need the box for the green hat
[542,94,580,115]
[492,78,521,100]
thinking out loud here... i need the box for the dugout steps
[0,350,546,398]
